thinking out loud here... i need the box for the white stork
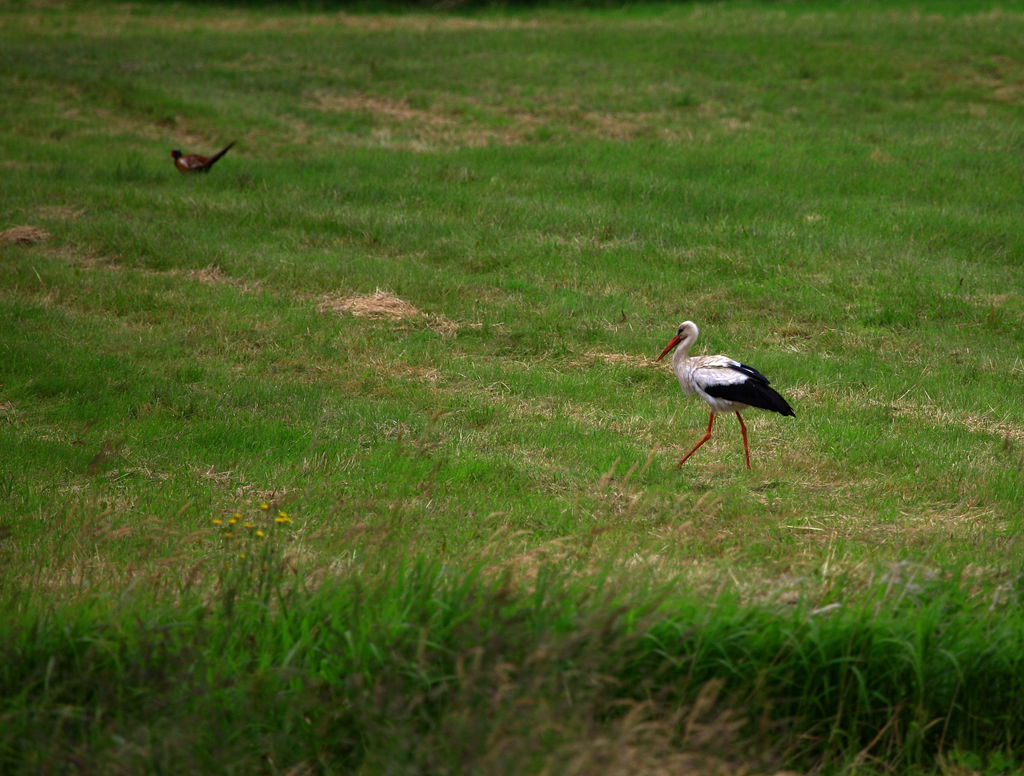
[656,321,794,469]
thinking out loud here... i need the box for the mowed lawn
[2,1,1024,773]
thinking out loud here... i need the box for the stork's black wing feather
[704,363,795,416]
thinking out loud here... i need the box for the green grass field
[3,1,1024,772]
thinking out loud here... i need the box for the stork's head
[656,321,699,362]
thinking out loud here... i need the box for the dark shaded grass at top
[134,0,706,9]
[2,557,1022,774]
[125,0,1020,12]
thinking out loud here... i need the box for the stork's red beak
[656,335,681,362]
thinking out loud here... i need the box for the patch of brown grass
[319,288,422,319]
[308,91,531,149]
[886,397,1024,442]
[366,357,445,385]
[37,205,86,221]
[189,265,229,285]
[306,89,729,150]
[310,92,432,124]
[1,225,49,245]
[570,350,655,368]
[186,264,260,292]
[318,288,458,335]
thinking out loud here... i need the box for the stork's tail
[758,385,795,417]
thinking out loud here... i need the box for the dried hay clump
[319,288,458,335]
[1,225,50,245]
[320,288,422,320]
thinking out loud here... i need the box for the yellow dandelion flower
[256,530,265,537]
[239,552,246,559]
[278,510,288,519]
[233,512,242,519]
[275,516,292,524]
[260,502,270,510]
[228,517,238,525]
[212,518,223,525]
[243,522,254,529]
[223,532,234,538]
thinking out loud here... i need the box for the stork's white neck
[673,336,692,371]
[673,321,699,369]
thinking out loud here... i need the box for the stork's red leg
[676,412,716,467]
[736,412,751,469]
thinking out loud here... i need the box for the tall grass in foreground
[3,550,1021,775]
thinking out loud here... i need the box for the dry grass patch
[320,288,422,319]
[318,288,458,335]
[188,265,231,286]
[308,91,715,149]
[309,91,537,149]
[186,264,259,292]
[571,350,657,368]
[1,225,49,245]
[366,357,445,385]
[885,397,1024,442]
[310,92,437,124]
[37,205,85,221]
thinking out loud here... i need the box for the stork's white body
[656,321,794,469]
[672,353,756,416]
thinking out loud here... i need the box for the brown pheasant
[171,141,235,173]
